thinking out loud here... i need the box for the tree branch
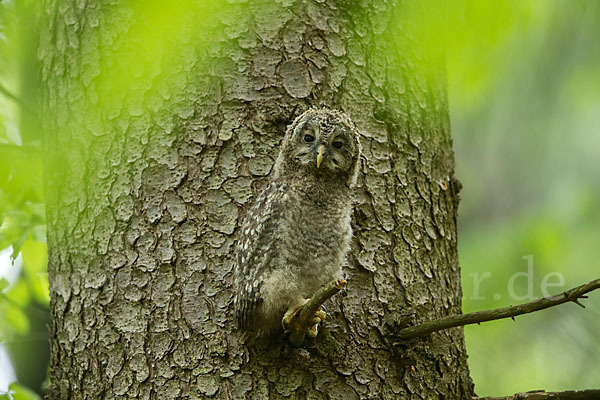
[287,279,346,346]
[396,278,600,340]
[475,389,600,400]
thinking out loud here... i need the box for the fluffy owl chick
[234,108,361,339]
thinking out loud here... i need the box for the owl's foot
[307,323,319,338]
[314,308,327,321]
[306,307,327,338]
[282,303,327,337]
[282,299,309,331]
[285,279,347,346]
[304,282,343,337]
[334,279,347,290]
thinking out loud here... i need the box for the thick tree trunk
[40,0,473,398]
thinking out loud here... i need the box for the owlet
[233,108,361,339]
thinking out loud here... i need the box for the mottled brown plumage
[233,108,361,338]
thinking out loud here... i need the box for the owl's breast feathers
[234,178,353,331]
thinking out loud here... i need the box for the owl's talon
[283,304,327,337]
[307,323,319,338]
[315,309,326,321]
[281,310,296,331]
[334,279,347,290]
[282,300,308,331]
[319,305,333,320]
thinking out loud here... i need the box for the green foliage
[0,382,41,400]
[0,145,45,259]
[20,241,48,304]
[448,0,600,396]
[0,0,47,397]
[0,1,11,143]
[0,238,49,346]
[0,0,44,259]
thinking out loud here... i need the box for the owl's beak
[316,144,326,168]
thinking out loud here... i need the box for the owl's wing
[234,181,287,331]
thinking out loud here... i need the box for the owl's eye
[332,141,343,149]
[304,134,315,143]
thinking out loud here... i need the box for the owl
[233,108,361,339]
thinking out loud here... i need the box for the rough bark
[39,0,473,398]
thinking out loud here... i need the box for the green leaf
[0,301,29,336]
[20,240,48,304]
[0,277,8,291]
[21,240,46,274]
[0,143,45,259]
[7,382,41,400]
[5,279,30,306]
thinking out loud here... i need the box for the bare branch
[475,389,600,400]
[396,278,600,340]
[287,279,346,346]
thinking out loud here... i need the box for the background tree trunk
[40,0,473,398]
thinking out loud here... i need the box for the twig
[396,278,600,340]
[288,279,346,346]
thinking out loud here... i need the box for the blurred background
[0,0,598,397]
[448,0,600,396]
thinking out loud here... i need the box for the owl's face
[274,109,361,187]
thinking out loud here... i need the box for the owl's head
[273,108,361,187]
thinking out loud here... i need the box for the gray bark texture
[39,0,473,398]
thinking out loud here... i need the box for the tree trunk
[40,0,473,398]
